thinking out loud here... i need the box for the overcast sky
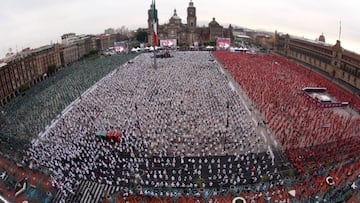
[1,0,359,57]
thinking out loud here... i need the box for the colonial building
[32,44,62,77]
[61,33,94,59]
[0,52,36,105]
[1,33,99,106]
[60,43,79,66]
[275,32,360,90]
[147,0,233,46]
[0,44,63,106]
[95,34,117,51]
[0,46,53,106]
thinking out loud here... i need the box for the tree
[116,33,129,41]
[83,49,99,58]
[135,28,148,43]
[47,64,56,74]
[204,40,216,46]
[19,83,30,92]
[116,25,129,35]
[179,42,187,48]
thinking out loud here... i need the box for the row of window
[0,54,58,100]
[290,46,331,64]
[291,40,332,56]
[288,46,360,79]
[342,54,360,67]
[340,63,360,77]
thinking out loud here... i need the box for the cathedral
[147,1,233,46]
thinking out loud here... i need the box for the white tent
[288,190,296,197]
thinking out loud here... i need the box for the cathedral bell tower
[187,0,197,45]
[187,0,196,30]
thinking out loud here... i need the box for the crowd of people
[23,52,290,200]
[0,153,55,202]
[214,51,360,199]
[102,185,293,203]
[0,49,355,202]
[0,54,136,154]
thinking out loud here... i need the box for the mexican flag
[152,0,158,46]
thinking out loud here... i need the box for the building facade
[147,1,233,46]
[32,44,62,77]
[61,33,95,59]
[0,45,59,106]
[0,53,37,105]
[0,44,62,105]
[93,33,130,51]
[84,36,94,54]
[275,32,360,90]
[60,43,79,66]
[95,34,117,51]
[1,33,102,106]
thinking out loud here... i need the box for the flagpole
[153,45,157,69]
[152,0,157,69]
[339,20,341,41]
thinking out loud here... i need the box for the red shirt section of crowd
[0,155,55,202]
[213,51,360,200]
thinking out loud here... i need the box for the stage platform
[302,87,349,108]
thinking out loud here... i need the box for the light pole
[223,100,230,152]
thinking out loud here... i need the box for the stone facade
[60,43,79,66]
[95,34,117,51]
[0,44,64,105]
[147,1,233,46]
[275,32,360,90]
[0,52,37,105]
[61,33,94,58]
[32,44,62,77]
[0,33,103,105]
[76,38,86,58]
[0,45,60,106]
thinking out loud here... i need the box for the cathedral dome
[319,33,325,43]
[209,17,220,26]
[171,9,181,20]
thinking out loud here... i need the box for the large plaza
[23,52,286,200]
[1,51,359,202]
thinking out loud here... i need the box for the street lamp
[223,100,230,152]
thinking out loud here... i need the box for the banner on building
[216,38,231,50]
[194,41,199,50]
[114,41,128,53]
[160,39,177,48]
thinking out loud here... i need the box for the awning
[96,130,107,137]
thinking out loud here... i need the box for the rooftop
[171,9,181,20]
[31,44,55,53]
